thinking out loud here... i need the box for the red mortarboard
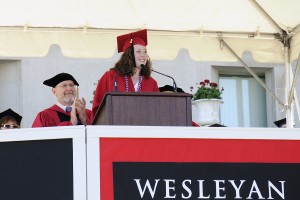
[117,29,148,53]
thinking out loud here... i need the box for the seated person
[32,73,92,127]
[0,108,22,130]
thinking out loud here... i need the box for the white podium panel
[0,126,86,200]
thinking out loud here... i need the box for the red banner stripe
[100,138,300,200]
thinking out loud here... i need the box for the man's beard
[63,95,75,105]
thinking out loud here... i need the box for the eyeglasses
[57,83,75,89]
[0,124,20,129]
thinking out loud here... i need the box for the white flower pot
[192,99,223,126]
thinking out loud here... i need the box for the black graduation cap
[209,123,227,127]
[274,118,286,128]
[0,108,22,125]
[159,85,185,93]
[43,73,79,87]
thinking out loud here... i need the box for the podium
[92,92,193,126]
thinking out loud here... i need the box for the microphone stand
[152,69,177,92]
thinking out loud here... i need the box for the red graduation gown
[32,104,92,127]
[92,69,159,118]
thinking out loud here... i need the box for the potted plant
[190,79,224,126]
[191,79,223,100]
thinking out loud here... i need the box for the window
[219,75,267,127]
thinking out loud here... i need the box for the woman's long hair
[111,46,152,79]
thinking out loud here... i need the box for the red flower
[210,82,218,87]
[192,79,223,100]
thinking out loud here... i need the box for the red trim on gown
[32,104,92,127]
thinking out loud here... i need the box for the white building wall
[0,44,297,128]
[0,60,22,117]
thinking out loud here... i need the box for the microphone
[142,64,177,92]
[113,70,132,91]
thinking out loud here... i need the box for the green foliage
[192,79,223,100]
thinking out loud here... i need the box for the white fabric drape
[0,0,299,62]
[0,29,286,63]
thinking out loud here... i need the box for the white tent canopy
[0,0,299,62]
[1,0,300,128]
[1,0,298,32]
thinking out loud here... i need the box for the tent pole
[240,1,297,127]
[288,53,300,106]
[292,88,300,123]
[284,44,292,128]
[249,0,284,35]
[288,53,300,123]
